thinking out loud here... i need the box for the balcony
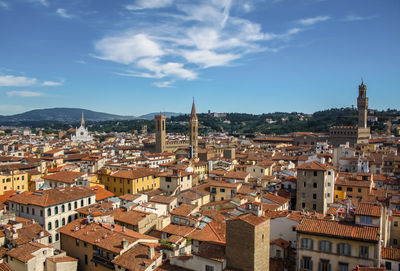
[91,255,114,269]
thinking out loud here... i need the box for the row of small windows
[301,238,369,258]
[48,214,78,230]
[2,176,24,183]
[331,130,357,135]
[14,198,91,216]
[337,186,363,193]
[106,176,154,183]
[3,185,24,190]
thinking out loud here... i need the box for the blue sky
[0,0,399,116]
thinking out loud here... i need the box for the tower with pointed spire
[189,99,198,159]
[81,112,85,127]
[71,111,93,142]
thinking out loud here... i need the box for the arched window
[47,208,51,217]
[54,206,58,214]
[55,220,59,228]
[61,205,65,212]
[48,222,52,230]
[62,218,65,226]
[68,203,71,211]
[55,233,59,241]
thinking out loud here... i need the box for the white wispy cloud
[153,80,175,88]
[75,60,87,64]
[298,15,330,25]
[6,90,44,97]
[56,8,73,18]
[94,33,164,65]
[344,14,377,22]
[126,0,173,10]
[30,0,48,7]
[42,80,63,86]
[0,75,37,87]
[94,1,315,85]
[0,0,8,9]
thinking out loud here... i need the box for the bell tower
[189,99,198,159]
[155,115,166,153]
[357,79,368,129]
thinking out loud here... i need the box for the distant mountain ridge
[0,108,184,124]
[0,108,135,123]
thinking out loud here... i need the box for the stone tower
[81,112,85,127]
[155,115,166,153]
[189,99,198,159]
[357,80,368,129]
[226,214,270,271]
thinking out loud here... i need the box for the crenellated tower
[155,115,166,153]
[357,80,368,129]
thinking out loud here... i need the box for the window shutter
[318,262,322,271]
[300,259,304,269]
[328,241,332,253]
[310,239,314,250]
[310,260,313,271]
[328,263,332,271]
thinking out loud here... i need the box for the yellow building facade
[0,171,28,195]
[98,168,160,196]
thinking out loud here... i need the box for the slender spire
[81,112,85,127]
[191,97,197,118]
[361,76,364,86]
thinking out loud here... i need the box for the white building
[71,113,93,142]
[8,186,96,249]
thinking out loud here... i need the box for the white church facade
[71,112,93,142]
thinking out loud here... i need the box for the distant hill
[135,112,183,120]
[0,108,135,123]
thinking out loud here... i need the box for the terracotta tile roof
[160,224,195,237]
[42,171,86,184]
[170,203,197,217]
[262,192,290,205]
[57,218,158,253]
[354,203,381,217]
[155,262,191,271]
[0,262,12,271]
[6,242,51,263]
[208,180,241,189]
[189,221,226,244]
[111,168,156,179]
[11,222,50,245]
[296,218,380,242]
[271,238,290,249]
[112,243,161,271]
[8,186,95,207]
[382,247,400,261]
[223,171,249,179]
[296,161,330,171]
[230,213,269,226]
[149,195,176,204]
[89,185,115,201]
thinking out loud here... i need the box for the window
[220,188,225,192]
[319,240,332,253]
[319,259,331,271]
[337,243,351,256]
[68,203,71,211]
[88,198,91,205]
[84,254,88,265]
[394,221,398,227]
[339,262,348,271]
[205,265,214,271]
[211,188,216,193]
[54,206,58,214]
[40,210,43,217]
[49,235,52,243]
[55,220,59,228]
[76,239,79,246]
[393,239,398,245]
[55,233,59,241]
[303,182,306,188]
[313,204,316,210]
[74,201,77,209]
[61,205,65,212]
[359,246,369,258]
[358,188,362,193]
[300,256,312,270]
[62,218,65,226]
[313,183,317,188]
[314,171,318,176]
[301,238,314,250]
[302,202,305,209]
[360,215,373,225]
[385,261,392,270]
[338,186,342,191]
[21,206,24,213]
[276,249,281,258]
[346,187,353,192]
[313,194,317,199]
[81,200,84,207]
[48,222,52,230]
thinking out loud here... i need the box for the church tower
[81,112,85,127]
[155,115,166,153]
[357,80,368,129]
[189,99,198,159]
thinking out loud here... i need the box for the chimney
[148,246,155,259]
[122,239,128,250]
[122,226,126,232]
[39,231,44,237]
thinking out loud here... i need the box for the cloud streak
[0,75,37,87]
[344,14,377,22]
[126,0,173,10]
[56,8,74,18]
[6,90,43,97]
[298,16,330,25]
